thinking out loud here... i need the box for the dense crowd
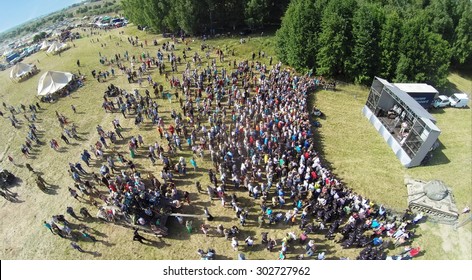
[2,29,425,260]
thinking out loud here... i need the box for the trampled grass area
[0,25,470,260]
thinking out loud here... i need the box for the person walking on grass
[186,220,193,233]
[231,237,239,251]
[43,221,55,235]
[68,187,80,200]
[201,224,209,236]
[66,206,79,220]
[80,207,93,219]
[61,133,69,144]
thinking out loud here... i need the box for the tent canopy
[47,41,68,54]
[37,71,73,96]
[10,62,34,79]
[40,40,51,50]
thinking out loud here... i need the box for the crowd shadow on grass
[81,236,116,247]
[8,177,23,188]
[42,184,60,195]
[82,250,102,258]
[1,190,24,203]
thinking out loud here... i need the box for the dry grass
[0,25,470,260]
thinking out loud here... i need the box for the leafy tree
[33,32,47,43]
[316,0,357,77]
[379,10,402,80]
[348,3,384,84]
[174,0,208,34]
[424,0,455,43]
[395,14,451,87]
[452,2,472,65]
[276,0,322,70]
[245,0,269,29]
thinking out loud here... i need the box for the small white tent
[40,40,50,50]
[47,41,68,54]
[10,62,35,80]
[37,71,73,96]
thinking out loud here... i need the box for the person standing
[80,207,92,219]
[43,221,55,235]
[201,224,209,236]
[190,157,197,171]
[68,187,80,200]
[61,134,69,144]
[231,237,239,251]
[186,220,193,233]
[204,207,214,221]
[66,207,79,220]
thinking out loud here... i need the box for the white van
[433,93,469,108]
[448,93,469,108]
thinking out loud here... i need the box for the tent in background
[40,40,51,50]
[37,71,73,96]
[10,62,37,81]
[46,41,69,54]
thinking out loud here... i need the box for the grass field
[0,25,470,260]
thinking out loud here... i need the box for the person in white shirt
[245,236,254,247]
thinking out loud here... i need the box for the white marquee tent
[46,41,68,54]
[40,40,51,50]
[10,62,35,80]
[37,71,73,96]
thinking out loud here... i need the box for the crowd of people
[1,27,427,260]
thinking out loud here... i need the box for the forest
[120,0,471,87]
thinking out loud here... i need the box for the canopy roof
[10,62,34,79]
[40,40,51,50]
[37,71,73,96]
[47,41,67,53]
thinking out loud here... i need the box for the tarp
[37,71,73,96]
[47,41,68,54]
[10,62,34,79]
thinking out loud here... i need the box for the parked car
[433,95,450,108]
[433,93,469,108]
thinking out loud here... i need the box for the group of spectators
[1,27,425,260]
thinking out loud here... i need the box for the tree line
[121,0,289,34]
[275,0,472,87]
[120,0,470,88]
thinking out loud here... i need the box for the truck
[432,93,469,108]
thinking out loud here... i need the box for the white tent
[47,41,68,54]
[10,62,35,80]
[40,40,51,50]
[37,71,73,96]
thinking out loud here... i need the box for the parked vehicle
[448,93,469,108]
[433,93,469,108]
[432,95,450,108]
